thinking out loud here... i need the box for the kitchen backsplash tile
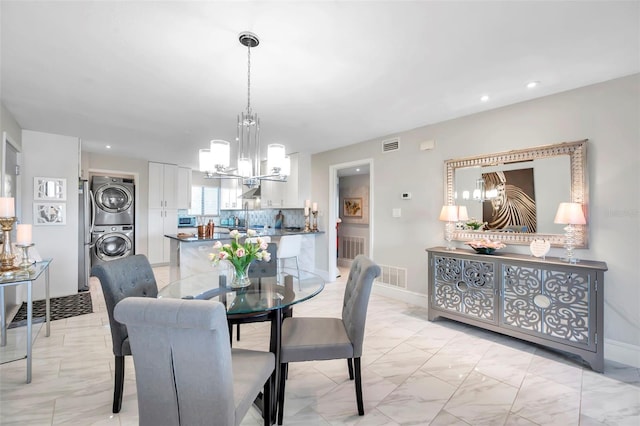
[219,209,305,229]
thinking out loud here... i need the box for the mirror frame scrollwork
[445,139,588,248]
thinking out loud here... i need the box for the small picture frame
[34,203,66,226]
[343,197,363,218]
[530,239,551,258]
[34,177,66,201]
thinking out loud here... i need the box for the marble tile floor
[1,265,639,425]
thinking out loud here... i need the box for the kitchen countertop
[166,228,324,242]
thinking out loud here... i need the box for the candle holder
[0,217,18,272]
[312,210,318,232]
[16,243,35,271]
[304,211,311,233]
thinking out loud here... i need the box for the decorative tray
[466,239,506,255]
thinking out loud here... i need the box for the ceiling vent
[382,137,400,153]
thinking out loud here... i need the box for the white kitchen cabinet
[260,160,285,208]
[148,162,179,264]
[220,178,242,210]
[282,152,311,208]
[148,208,177,265]
[149,162,178,210]
[177,167,192,210]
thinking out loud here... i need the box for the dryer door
[94,232,133,261]
[94,184,133,214]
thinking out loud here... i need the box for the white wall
[312,74,640,360]
[22,130,80,299]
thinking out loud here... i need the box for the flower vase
[231,264,251,288]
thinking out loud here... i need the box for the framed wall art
[34,177,66,201]
[343,197,363,218]
[34,202,66,225]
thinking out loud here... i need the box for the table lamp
[439,205,458,250]
[554,202,586,263]
[457,206,469,222]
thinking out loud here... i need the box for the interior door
[2,134,19,204]
[1,132,21,315]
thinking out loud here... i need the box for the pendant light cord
[247,42,251,114]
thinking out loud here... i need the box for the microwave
[178,216,197,228]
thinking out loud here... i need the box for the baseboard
[372,282,428,307]
[605,338,640,368]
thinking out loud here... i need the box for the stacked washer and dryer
[90,176,135,267]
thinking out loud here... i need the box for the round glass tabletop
[158,267,325,316]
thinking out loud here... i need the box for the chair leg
[347,358,354,380]
[354,357,364,415]
[262,375,271,426]
[228,323,233,347]
[113,355,125,413]
[277,363,288,425]
[294,256,301,290]
[236,324,241,341]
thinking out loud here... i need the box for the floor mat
[8,291,93,328]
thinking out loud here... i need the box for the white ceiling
[1,1,638,170]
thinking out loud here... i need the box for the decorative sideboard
[426,247,607,372]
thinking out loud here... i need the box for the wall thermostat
[401,192,412,200]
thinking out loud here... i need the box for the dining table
[158,266,325,423]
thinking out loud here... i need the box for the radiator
[377,264,407,289]
[339,235,366,260]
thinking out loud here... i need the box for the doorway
[1,132,22,315]
[328,159,373,281]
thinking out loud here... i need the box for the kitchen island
[165,229,323,281]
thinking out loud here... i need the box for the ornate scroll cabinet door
[427,247,607,373]
[429,253,497,324]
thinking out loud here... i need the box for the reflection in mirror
[34,177,67,201]
[445,140,588,247]
[455,156,570,234]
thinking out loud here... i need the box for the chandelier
[199,32,290,188]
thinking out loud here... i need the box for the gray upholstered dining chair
[277,254,381,424]
[114,297,275,426]
[232,242,278,342]
[90,254,158,413]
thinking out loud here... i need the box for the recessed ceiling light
[105,145,111,149]
[356,168,360,172]
[527,81,540,89]
[480,95,490,102]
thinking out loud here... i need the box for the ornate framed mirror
[445,139,588,247]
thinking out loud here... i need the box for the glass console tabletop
[158,267,325,316]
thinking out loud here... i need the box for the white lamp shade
[439,205,458,222]
[267,144,286,171]
[457,206,469,221]
[209,139,230,168]
[238,157,252,178]
[554,202,586,225]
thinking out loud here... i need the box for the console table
[426,247,607,372]
[0,260,52,383]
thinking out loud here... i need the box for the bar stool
[277,235,302,285]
